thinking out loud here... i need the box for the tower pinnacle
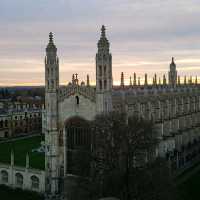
[170,57,176,68]
[98,25,109,51]
[46,32,57,51]
[169,57,177,86]
[121,72,124,87]
[101,25,106,38]
[49,32,53,43]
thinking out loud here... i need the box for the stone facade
[0,101,42,138]
[43,26,200,197]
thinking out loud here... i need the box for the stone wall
[0,163,45,193]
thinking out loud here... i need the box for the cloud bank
[0,0,200,85]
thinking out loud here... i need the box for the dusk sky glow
[1,0,200,86]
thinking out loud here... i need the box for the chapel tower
[168,57,177,86]
[96,25,113,113]
[45,32,60,197]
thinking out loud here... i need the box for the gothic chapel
[44,26,200,198]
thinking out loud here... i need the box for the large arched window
[104,80,107,90]
[99,80,102,90]
[31,175,39,189]
[104,65,106,75]
[1,170,8,183]
[99,65,102,76]
[0,121,3,128]
[4,120,8,127]
[75,96,79,105]
[15,173,23,187]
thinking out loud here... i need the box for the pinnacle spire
[46,32,57,51]
[133,72,137,86]
[163,74,166,85]
[121,72,124,87]
[101,25,106,38]
[171,57,176,66]
[129,76,132,86]
[184,76,187,84]
[49,32,53,43]
[145,73,148,85]
[98,25,109,51]
[178,75,180,85]
[87,74,90,86]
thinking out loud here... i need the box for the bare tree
[66,112,176,200]
[91,112,175,200]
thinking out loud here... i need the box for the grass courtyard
[0,135,45,170]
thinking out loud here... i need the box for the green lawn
[0,136,45,170]
[0,185,44,200]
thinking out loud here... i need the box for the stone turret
[121,72,124,87]
[72,74,75,84]
[154,74,157,85]
[144,73,148,86]
[195,76,198,85]
[189,76,192,84]
[87,74,90,86]
[138,77,141,86]
[178,76,180,85]
[168,57,177,87]
[96,25,113,113]
[45,32,59,92]
[133,73,137,86]
[163,75,167,85]
[45,32,60,196]
[129,76,132,86]
[184,76,187,85]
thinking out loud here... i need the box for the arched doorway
[64,116,91,177]
[15,173,23,188]
[31,175,39,190]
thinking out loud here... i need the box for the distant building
[0,101,42,138]
[43,26,200,199]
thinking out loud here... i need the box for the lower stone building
[0,152,45,193]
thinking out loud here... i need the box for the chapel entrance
[65,117,92,177]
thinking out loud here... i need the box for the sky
[1,0,200,86]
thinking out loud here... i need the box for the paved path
[0,133,43,144]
